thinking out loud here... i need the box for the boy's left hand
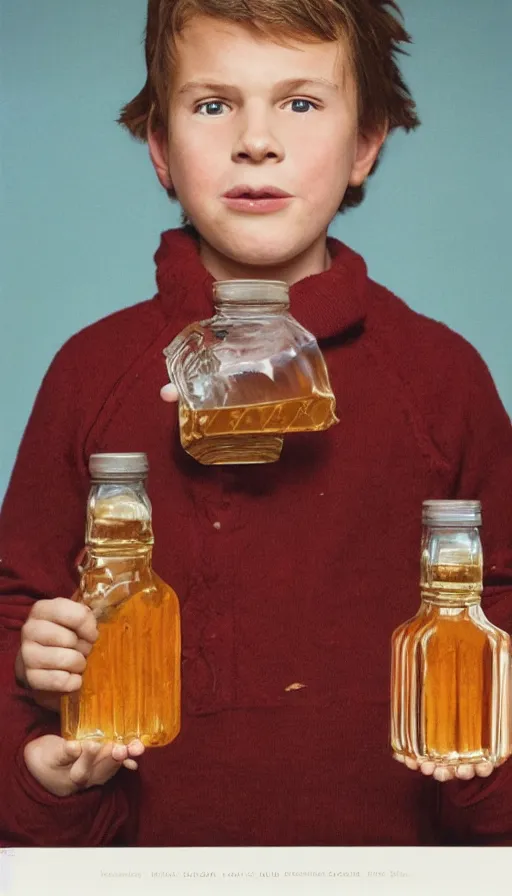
[394,753,495,782]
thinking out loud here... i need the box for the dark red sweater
[1,229,512,847]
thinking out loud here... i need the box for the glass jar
[163,280,338,465]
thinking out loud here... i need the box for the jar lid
[89,453,149,481]
[422,500,482,527]
[213,280,289,305]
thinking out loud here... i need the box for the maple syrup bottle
[61,453,181,747]
[391,500,510,767]
[163,280,338,464]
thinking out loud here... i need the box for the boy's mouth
[222,185,293,214]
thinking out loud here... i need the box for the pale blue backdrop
[1,0,511,501]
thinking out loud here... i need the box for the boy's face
[150,16,384,271]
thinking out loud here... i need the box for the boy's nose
[232,113,284,164]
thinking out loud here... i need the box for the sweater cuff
[440,758,512,844]
[4,723,140,847]
[14,730,102,809]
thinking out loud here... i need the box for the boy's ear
[148,125,173,191]
[349,126,388,187]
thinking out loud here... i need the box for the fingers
[475,761,494,778]
[422,761,494,780]
[111,743,129,763]
[397,754,496,782]
[55,739,83,767]
[160,384,179,403]
[69,738,145,787]
[21,600,98,693]
[418,761,458,781]
[22,667,83,693]
[420,763,474,781]
[433,766,453,782]
[22,619,95,657]
[121,739,145,771]
[22,643,87,675]
[112,740,145,772]
[29,598,98,643]
[25,734,82,771]
[113,739,145,770]
[24,735,144,798]
[418,762,456,782]
[68,740,103,786]
[455,764,475,780]
[23,619,77,649]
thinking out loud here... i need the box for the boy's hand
[393,753,495,782]
[24,735,145,797]
[160,384,178,403]
[15,597,98,712]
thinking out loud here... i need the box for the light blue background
[1,0,511,501]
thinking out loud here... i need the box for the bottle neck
[85,479,154,559]
[420,524,482,607]
[214,300,289,318]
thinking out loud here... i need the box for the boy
[1,0,512,846]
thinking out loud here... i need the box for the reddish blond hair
[119,0,420,211]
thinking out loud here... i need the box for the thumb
[56,739,82,766]
[32,735,82,768]
[160,383,179,403]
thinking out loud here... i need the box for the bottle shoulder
[394,603,510,648]
[151,572,180,606]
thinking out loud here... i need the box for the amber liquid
[391,565,511,766]
[180,395,337,464]
[61,516,181,747]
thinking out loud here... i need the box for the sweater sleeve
[0,342,140,847]
[437,348,512,845]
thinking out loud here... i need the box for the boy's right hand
[15,597,98,712]
[24,735,145,797]
[160,384,178,403]
[17,599,140,775]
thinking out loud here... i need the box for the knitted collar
[154,227,369,341]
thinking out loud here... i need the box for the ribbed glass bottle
[61,453,181,747]
[391,500,511,767]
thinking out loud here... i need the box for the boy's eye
[287,98,318,113]
[195,101,229,116]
